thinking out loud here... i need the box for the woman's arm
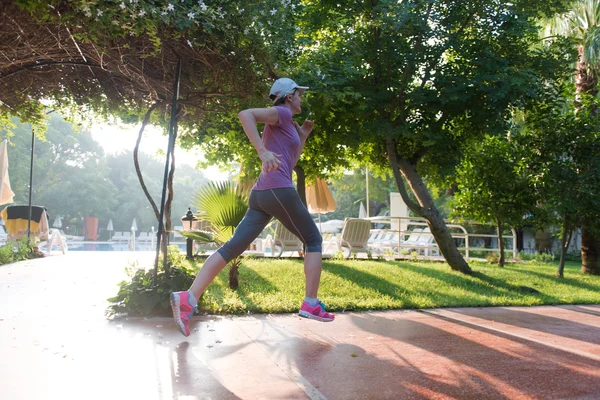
[293,120,314,154]
[238,107,281,172]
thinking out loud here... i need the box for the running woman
[170,78,335,336]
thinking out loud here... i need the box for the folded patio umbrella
[0,139,15,206]
[306,178,337,233]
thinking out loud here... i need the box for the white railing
[365,216,517,260]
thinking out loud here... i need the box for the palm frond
[542,0,600,41]
[180,230,215,244]
[193,181,249,243]
[584,26,600,73]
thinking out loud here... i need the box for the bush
[107,264,196,317]
[0,238,43,265]
[107,246,196,317]
[554,250,582,262]
[532,252,555,264]
[486,252,500,264]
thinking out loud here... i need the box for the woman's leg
[189,207,272,300]
[258,188,324,299]
[171,195,271,336]
[303,252,322,298]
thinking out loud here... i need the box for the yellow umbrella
[0,139,15,206]
[306,178,336,232]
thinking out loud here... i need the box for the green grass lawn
[191,258,600,315]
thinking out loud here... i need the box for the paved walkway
[1,252,599,400]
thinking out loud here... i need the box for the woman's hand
[259,148,282,172]
[293,120,314,140]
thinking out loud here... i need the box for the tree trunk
[294,165,307,206]
[386,138,471,274]
[581,222,600,275]
[557,213,570,278]
[229,258,240,290]
[575,45,600,275]
[575,45,598,115]
[133,101,164,222]
[132,101,170,269]
[496,216,505,267]
[162,127,177,271]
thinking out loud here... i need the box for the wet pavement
[1,252,599,400]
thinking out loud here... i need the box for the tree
[327,169,396,221]
[106,151,208,232]
[452,136,535,267]
[5,114,118,231]
[1,0,302,272]
[515,90,600,277]
[290,0,571,273]
[544,0,600,275]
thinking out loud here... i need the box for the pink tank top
[253,106,301,190]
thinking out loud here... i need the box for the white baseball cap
[269,78,309,103]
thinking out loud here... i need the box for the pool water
[66,242,187,252]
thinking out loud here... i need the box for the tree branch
[0,61,103,80]
[133,100,165,222]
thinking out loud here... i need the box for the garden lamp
[181,208,198,259]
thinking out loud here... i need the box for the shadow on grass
[470,271,561,303]
[323,260,493,309]
[508,265,600,294]
[398,262,558,302]
[198,263,280,314]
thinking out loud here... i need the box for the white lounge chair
[268,222,304,257]
[0,225,7,245]
[402,228,438,256]
[41,229,68,254]
[371,231,400,254]
[138,232,150,242]
[110,231,125,242]
[337,218,372,258]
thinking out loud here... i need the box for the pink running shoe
[170,291,198,337]
[299,300,335,322]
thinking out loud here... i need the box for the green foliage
[3,115,208,236]
[108,245,195,317]
[543,0,600,75]
[189,258,600,314]
[532,252,557,264]
[190,180,249,289]
[107,264,195,317]
[3,0,303,134]
[194,181,248,244]
[486,253,501,264]
[0,238,40,265]
[296,0,573,175]
[515,87,600,236]
[328,169,397,220]
[452,135,535,229]
[165,244,187,268]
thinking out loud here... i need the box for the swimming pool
[66,242,187,252]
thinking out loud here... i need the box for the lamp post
[181,208,198,259]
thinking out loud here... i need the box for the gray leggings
[217,188,322,263]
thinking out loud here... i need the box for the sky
[90,122,232,181]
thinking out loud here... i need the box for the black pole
[27,128,35,240]
[154,58,182,280]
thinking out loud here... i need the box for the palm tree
[182,181,249,289]
[544,0,600,275]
